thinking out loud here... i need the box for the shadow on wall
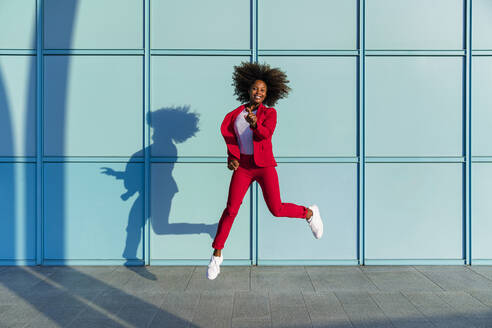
[0,69,16,262]
[101,106,218,269]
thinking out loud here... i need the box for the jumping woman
[207,62,324,280]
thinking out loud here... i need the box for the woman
[207,62,323,280]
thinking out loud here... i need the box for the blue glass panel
[258,163,357,261]
[472,0,492,50]
[0,56,36,156]
[261,57,357,157]
[151,56,249,157]
[472,163,492,260]
[472,57,492,156]
[0,0,36,49]
[150,163,250,260]
[151,0,250,49]
[259,0,357,50]
[366,0,463,50]
[44,0,143,49]
[44,56,143,157]
[366,163,462,260]
[366,57,462,156]
[44,163,144,260]
[0,163,35,260]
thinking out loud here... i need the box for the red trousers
[212,154,308,250]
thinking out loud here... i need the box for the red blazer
[220,103,277,167]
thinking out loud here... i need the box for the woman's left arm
[250,108,277,140]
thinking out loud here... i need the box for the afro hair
[232,62,291,107]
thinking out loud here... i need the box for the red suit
[212,103,308,250]
[220,103,277,167]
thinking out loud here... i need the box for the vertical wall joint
[35,0,44,265]
[464,0,472,265]
[144,0,151,265]
[358,0,366,265]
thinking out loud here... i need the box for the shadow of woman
[101,107,217,278]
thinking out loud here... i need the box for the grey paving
[232,291,270,328]
[302,291,353,327]
[187,266,250,292]
[269,292,312,327]
[403,292,476,327]
[251,266,315,292]
[150,291,201,328]
[415,266,492,291]
[361,266,443,292]
[0,265,491,328]
[307,266,379,292]
[436,291,492,328]
[469,266,492,281]
[369,292,434,328]
[192,291,235,328]
[146,266,195,291]
[335,291,393,328]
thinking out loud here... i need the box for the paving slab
[251,266,315,292]
[403,292,477,328]
[116,302,164,328]
[187,266,250,292]
[0,285,26,305]
[117,275,164,295]
[468,266,492,281]
[369,292,434,328]
[102,267,141,289]
[361,266,442,292]
[94,289,164,309]
[415,266,492,291]
[307,267,379,292]
[232,318,271,328]
[437,291,492,328]
[2,323,29,328]
[468,290,492,308]
[269,292,312,328]
[335,292,393,328]
[23,288,79,310]
[29,305,85,328]
[43,267,115,294]
[146,266,195,291]
[67,317,123,328]
[232,291,270,321]
[302,291,353,328]
[0,302,46,328]
[150,291,201,328]
[192,291,235,328]
[0,267,52,293]
[81,292,128,319]
[232,291,271,327]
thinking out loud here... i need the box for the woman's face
[248,80,267,106]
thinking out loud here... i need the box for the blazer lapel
[255,103,267,124]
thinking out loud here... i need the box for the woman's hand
[245,106,257,128]
[228,159,239,171]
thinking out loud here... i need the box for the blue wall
[0,0,490,266]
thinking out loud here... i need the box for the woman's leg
[212,168,253,250]
[257,166,308,219]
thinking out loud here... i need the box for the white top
[234,108,257,155]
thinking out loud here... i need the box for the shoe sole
[311,205,323,239]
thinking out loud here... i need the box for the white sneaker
[307,205,323,239]
[207,254,223,280]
